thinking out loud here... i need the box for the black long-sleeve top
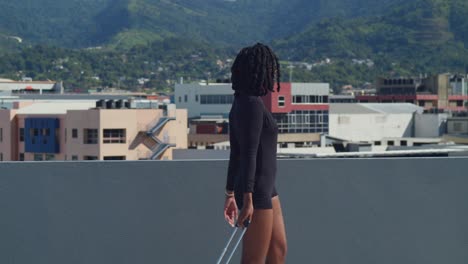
[226,93,278,198]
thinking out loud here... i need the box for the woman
[224,43,287,264]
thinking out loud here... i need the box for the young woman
[224,43,287,264]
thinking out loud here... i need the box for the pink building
[0,100,187,161]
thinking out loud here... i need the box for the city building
[0,99,187,161]
[447,116,468,135]
[442,116,468,144]
[175,82,330,148]
[329,95,357,103]
[0,78,64,94]
[329,103,424,142]
[414,112,449,138]
[356,74,468,112]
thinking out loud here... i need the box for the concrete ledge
[1,158,468,263]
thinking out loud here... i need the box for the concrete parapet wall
[1,158,467,263]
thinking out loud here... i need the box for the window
[184,95,188,102]
[19,128,24,142]
[103,129,126,144]
[42,128,50,136]
[178,96,181,103]
[84,129,98,144]
[72,155,78,160]
[292,95,328,104]
[278,96,285,107]
[0,127,3,142]
[104,156,126,160]
[387,141,395,146]
[72,129,78,138]
[64,128,67,143]
[195,95,199,102]
[19,153,24,161]
[200,95,234,105]
[0,152,3,161]
[45,154,55,161]
[295,96,302,103]
[34,153,43,161]
[84,156,98,160]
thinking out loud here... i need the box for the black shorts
[235,187,278,210]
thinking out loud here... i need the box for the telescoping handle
[216,220,251,264]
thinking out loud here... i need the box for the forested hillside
[0,0,401,47]
[272,0,468,88]
[1,0,468,91]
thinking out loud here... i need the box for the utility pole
[288,61,293,83]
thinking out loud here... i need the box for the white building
[0,78,64,94]
[450,74,468,96]
[329,103,423,142]
[414,113,449,138]
[174,83,233,118]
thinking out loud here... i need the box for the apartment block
[357,74,468,112]
[175,82,329,148]
[0,100,187,161]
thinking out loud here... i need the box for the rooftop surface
[15,101,96,114]
[330,103,424,114]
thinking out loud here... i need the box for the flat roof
[15,102,96,114]
[3,94,136,100]
[330,103,424,114]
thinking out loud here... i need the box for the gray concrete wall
[173,149,229,160]
[1,158,468,264]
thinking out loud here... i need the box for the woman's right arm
[226,119,239,192]
[237,97,263,194]
[236,98,263,226]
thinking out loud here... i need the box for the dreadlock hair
[231,43,281,96]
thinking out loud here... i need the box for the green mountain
[1,0,468,91]
[0,33,22,54]
[272,0,468,88]
[0,0,401,48]
[0,0,114,47]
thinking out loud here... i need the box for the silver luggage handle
[216,220,251,264]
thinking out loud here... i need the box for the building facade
[175,82,330,147]
[356,74,468,112]
[0,100,187,161]
[446,117,468,135]
[329,103,423,142]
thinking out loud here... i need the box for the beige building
[0,100,187,161]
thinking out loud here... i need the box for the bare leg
[266,196,287,264]
[241,209,273,264]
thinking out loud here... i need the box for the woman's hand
[224,195,238,227]
[237,193,253,228]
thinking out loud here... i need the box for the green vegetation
[0,38,235,92]
[0,0,401,48]
[1,0,468,92]
[273,0,468,92]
